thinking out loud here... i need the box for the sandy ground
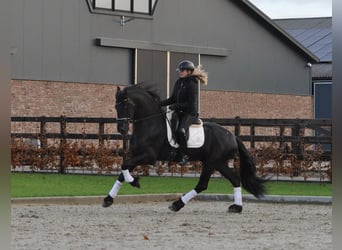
[11,201,331,250]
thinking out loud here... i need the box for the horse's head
[115,86,134,135]
[115,84,162,134]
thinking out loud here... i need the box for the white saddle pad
[166,119,205,148]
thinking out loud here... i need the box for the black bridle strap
[116,96,170,123]
[133,111,165,123]
[117,110,170,124]
[116,117,132,122]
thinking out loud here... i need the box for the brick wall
[11,80,120,134]
[11,80,118,117]
[200,90,313,119]
[11,79,316,159]
[11,80,313,134]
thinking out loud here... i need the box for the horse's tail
[236,136,266,198]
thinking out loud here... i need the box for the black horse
[103,83,266,213]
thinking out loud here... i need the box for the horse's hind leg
[217,163,243,213]
[169,163,215,212]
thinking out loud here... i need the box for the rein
[117,110,169,124]
[116,89,170,125]
[133,111,165,123]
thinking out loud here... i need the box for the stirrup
[178,155,189,165]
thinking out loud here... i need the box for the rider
[160,60,207,164]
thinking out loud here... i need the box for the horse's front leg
[121,154,149,187]
[102,154,150,208]
[102,165,138,208]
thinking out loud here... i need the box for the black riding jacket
[160,76,199,115]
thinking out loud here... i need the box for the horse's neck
[130,91,166,136]
[132,108,166,136]
[132,98,160,119]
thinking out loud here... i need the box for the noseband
[115,98,136,123]
[115,97,164,125]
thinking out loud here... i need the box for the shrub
[11,137,331,182]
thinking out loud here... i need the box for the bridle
[115,97,165,124]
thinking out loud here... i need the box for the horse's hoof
[102,195,114,208]
[129,176,141,188]
[168,198,185,212]
[228,204,243,213]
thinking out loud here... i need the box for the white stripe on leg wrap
[122,169,134,182]
[234,187,242,206]
[181,190,198,204]
[109,180,122,198]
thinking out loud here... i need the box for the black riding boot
[177,129,189,165]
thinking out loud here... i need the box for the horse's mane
[128,82,161,103]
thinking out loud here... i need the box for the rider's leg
[176,128,189,164]
[176,115,195,164]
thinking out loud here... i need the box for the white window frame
[87,0,158,17]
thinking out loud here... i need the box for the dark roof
[233,0,320,63]
[312,63,332,80]
[273,17,332,62]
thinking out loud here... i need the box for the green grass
[11,173,332,198]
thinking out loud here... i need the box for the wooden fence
[205,117,331,159]
[11,116,332,173]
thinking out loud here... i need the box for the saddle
[167,112,205,148]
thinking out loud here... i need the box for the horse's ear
[116,86,121,98]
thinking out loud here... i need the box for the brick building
[10,0,319,123]
[275,17,332,120]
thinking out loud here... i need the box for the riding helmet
[177,60,195,72]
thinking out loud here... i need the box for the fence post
[234,117,241,136]
[279,125,285,151]
[39,116,47,149]
[98,122,105,169]
[99,122,104,146]
[292,121,304,160]
[59,115,67,174]
[250,124,255,148]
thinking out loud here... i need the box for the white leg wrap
[181,189,198,204]
[122,169,134,182]
[109,180,122,198]
[234,187,242,206]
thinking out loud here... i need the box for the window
[314,82,332,119]
[89,0,158,16]
[94,0,111,9]
[133,0,150,13]
[115,0,130,11]
[313,81,332,151]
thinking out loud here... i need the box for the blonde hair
[192,64,208,86]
